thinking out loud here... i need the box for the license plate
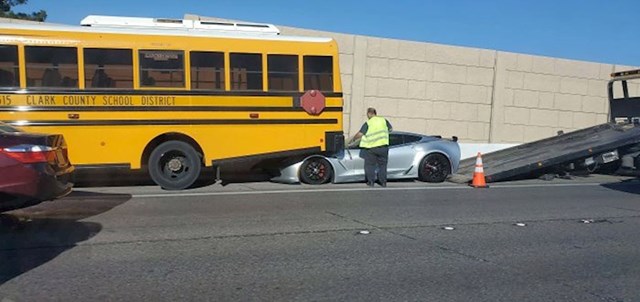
[601,151,619,163]
[585,157,595,166]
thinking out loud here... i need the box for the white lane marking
[493,182,606,189]
[130,182,607,199]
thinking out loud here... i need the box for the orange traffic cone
[470,152,489,188]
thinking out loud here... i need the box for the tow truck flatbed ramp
[452,123,640,183]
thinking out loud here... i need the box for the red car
[0,122,74,212]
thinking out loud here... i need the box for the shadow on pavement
[601,179,640,195]
[219,171,272,186]
[73,168,274,188]
[0,192,131,285]
[73,169,155,188]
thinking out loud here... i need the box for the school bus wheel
[148,140,202,190]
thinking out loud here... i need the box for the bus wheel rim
[161,151,190,180]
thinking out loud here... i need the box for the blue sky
[14,0,640,66]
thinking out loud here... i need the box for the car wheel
[418,153,451,183]
[148,141,202,190]
[300,157,333,185]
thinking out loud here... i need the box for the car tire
[148,141,202,190]
[418,153,451,183]
[299,157,333,185]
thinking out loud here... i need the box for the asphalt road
[1,175,640,301]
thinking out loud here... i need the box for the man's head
[366,107,377,119]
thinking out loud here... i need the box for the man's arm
[348,132,363,144]
[386,119,393,132]
[348,123,368,144]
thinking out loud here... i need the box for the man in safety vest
[348,107,393,187]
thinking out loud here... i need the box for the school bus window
[304,55,333,92]
[268,54,298,91]
[190,51,224,90]
[25,46,78,88]
[84,48,133,89]
[0,45,19,88]
[139,50,185,88]
[230,53,262,90]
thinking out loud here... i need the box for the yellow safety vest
[359,116,390,148]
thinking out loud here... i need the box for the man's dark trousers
[364,145,389,186]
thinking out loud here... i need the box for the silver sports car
[271,131,461,184]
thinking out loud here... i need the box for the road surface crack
[324,211,504,264]
[0,227,372,252]
[557,280,622,302]
[388,214,640,231]
[609,206,640,213]
[324,211,417,240]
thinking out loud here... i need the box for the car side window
[389,134,404,147]
[403,135,421,144]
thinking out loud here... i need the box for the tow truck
[454,69,640,182]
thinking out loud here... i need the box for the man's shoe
[376,180,387,187]
[367,182,375,187]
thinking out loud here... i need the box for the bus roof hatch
[80,15,280,36]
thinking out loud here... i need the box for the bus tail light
[1,144,57,164]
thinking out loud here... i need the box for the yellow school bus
[0,15,344,189]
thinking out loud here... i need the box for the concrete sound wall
[278,25,639,145]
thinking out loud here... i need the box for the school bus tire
[148,140,202,190]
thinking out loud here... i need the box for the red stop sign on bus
[300,90,325,115]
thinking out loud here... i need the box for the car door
[341,146,366,182]
[387,134,418,177]
[346,133,409,180]
[331,148,355,180]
